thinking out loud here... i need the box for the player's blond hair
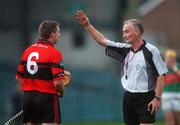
[165,49,177,59]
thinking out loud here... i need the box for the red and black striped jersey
[16,39,64,94]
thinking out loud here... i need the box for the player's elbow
[157,75,165,85]
[16,77,23,83]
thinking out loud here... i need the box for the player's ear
[49,32,56,39]
[134,29,140,36]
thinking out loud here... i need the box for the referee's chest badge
[136,64,141,70]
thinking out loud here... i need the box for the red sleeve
[164,73,180,85]
[50,50,64,81]
[16,54,26,80]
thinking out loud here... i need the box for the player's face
[165,57,176,69]
[123,23,139,44]
[53,26,61,44]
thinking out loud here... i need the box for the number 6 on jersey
[27,52,39,75]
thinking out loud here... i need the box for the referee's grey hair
[124,19,144,35]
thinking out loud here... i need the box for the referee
[76,10,168,125]
[16,20,65,125]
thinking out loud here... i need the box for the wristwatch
[155,96,161,101]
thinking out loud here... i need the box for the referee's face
[123,23,139,44]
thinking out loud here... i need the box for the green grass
[61,121,165,125]
[2,121,164,125]
[61,121,121,125]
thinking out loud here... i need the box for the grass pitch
[61,121,164,125]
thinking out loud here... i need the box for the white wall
[56,29,119,70]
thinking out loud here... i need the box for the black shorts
[123,90,155,125]
[22,91,61,123]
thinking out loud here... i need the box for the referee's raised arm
[75,10,108,47]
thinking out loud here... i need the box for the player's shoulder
[52,47,62,54]
[25,42,38,50]
[145,42,159,53]
[107,39,131,48]
[50,47,63,58]
[22,43,35,54]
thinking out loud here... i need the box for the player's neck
[132,38,144,52]
[48,38,55,45]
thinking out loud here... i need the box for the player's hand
[76,10,90,27]
[63,70,71,86]
[148,98,160,114]
[176,70,180,76]
[58,90,64,98]
[54,80,65,98]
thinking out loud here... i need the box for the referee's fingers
[151,105,155,114]
[154,107,158,113]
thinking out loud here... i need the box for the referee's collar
[130,40,146,53]
[37,39,54,47]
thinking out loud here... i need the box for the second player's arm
[84,24,108,47]
[155,75,164,98]
[148,75,164,114]
[76,10,108,47]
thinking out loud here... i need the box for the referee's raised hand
[75,10,108,47]
[76,10,90,27]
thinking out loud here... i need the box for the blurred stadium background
[0,0,180,124]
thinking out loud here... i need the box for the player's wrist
[58,85,64,92]
[83,21,90,27]
[58,90,64,98]
[54,83,64,93]
[80,17,90,27]
[154,95,161,101]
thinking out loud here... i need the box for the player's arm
[16,55,26,84]
[164,73,179,85]
[148,47,168,114]
[148,75,164,114]
[54,80,64,97]
[15,77,23,83]
[76,10,108,47]
[175,70,180,76]
[51,50,69,97]
[15,76,23,90]
[155,75,164,99]
[54,71,71,97]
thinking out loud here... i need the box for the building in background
[139,0,180,56]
